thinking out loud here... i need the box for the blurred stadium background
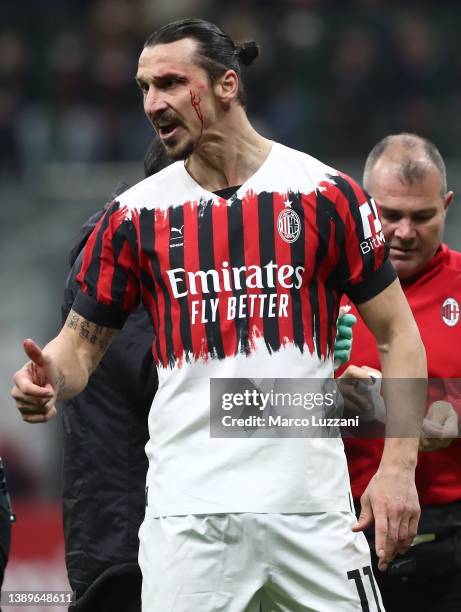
[2,0,461,606]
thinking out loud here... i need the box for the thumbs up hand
[11,339,60,423]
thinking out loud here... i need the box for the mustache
[152,111,184,127]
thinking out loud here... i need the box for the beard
[162,138,195,161]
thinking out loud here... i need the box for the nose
[143,86,168,120]
[394,218,415,241]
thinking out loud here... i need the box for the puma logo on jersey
[170,225,184,248]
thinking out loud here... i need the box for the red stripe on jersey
[322,179,363,285]
[183,201,208,361]
[272,193,294,347]
[77,205,121,295]
[241,190,263,349]
[300,192,317,355]
[117,240,140,312]
[212,199,238,357]
[96,209,127,305]
[154,208,174,368]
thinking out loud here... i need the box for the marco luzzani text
[219,389,359,429]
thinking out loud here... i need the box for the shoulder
[267,143,367,205]
[265,143,339,190]
[116,162,197,211]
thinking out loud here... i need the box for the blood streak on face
[190,89,204,140]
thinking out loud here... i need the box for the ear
[213,69,239,103]
[444,190,454,211]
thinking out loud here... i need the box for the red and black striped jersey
[75,142,394,370]
[74,142,395,517]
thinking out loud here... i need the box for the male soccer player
[341,133,461,612]
[12,20,426,611]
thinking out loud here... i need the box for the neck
[184,107,272,191]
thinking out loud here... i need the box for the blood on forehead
[190,89,204,136]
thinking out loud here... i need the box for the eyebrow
[135,72,188,87]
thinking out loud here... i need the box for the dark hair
[144,135,172,177]
[144,18,259,107]
[363,132,447,196]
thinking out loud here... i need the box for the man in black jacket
[0,457,14,606]
[62,138,170,612]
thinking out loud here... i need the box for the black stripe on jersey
[139,209,161,364]
[197,198,225,360]
[169,205,193,359]
[227,198,250,355]
[139,268,161,359]
[288,191,305,353]
[332,175,377,276]
[139,208,174,367]
[312,192,337,358]
[258,192,280,353]
[82,200,117,296]
[110,219,137,307]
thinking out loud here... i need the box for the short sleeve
[328,173,397,304]
[73,200,141,328]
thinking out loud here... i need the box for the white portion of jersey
[145,340,352,517]
[117,142,338,212]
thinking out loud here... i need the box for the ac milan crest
[441,297,460,327]
[277,201,301,244]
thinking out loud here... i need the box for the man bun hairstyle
[144,18,259,107]
[235,41,259,67]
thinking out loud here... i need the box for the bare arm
[353,278,427,569]
[11,309,118,423]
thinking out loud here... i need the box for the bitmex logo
[359,199,385,254]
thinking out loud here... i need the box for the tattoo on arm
[65,311,117,352]
[56,369,66,394]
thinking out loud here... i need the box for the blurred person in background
[340,133,461,612]
[11,19,427,611]
[62,137,170,612]
[0,457,14,602]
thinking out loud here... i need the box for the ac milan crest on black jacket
[61,184,157,607]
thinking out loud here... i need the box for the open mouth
[157,122,180,140]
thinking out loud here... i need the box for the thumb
[352,496,373,532]
[23,339,49,367]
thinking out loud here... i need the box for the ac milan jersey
[341,244,461,506]
[74,142,395,516]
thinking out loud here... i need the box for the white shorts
[138,512,384,611]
